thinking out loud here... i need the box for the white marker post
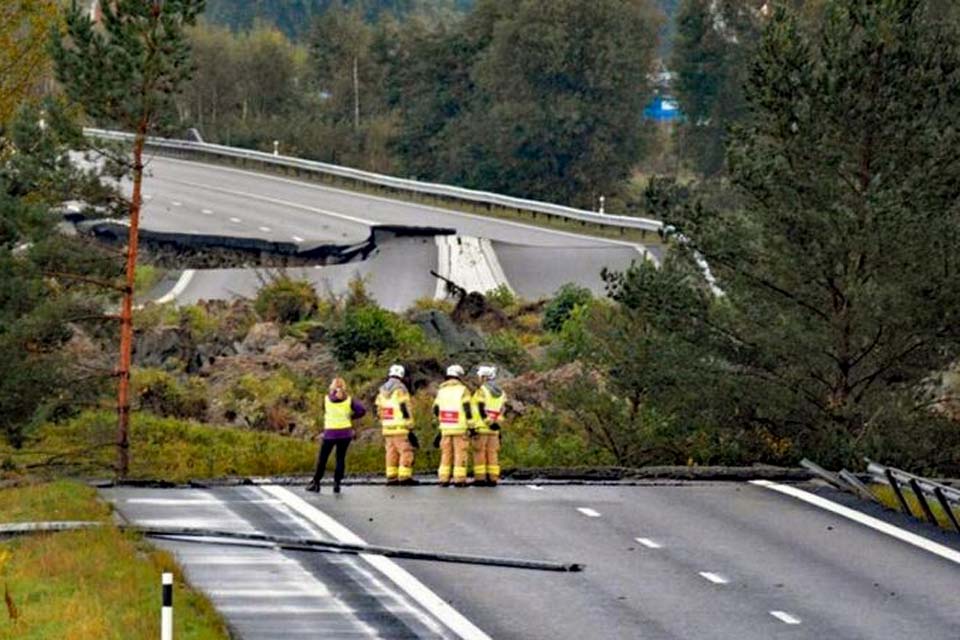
[161,572,173,640]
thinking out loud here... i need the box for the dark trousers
[312,439,351,486]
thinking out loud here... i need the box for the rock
[241,322,281,353]
[411,310,485,354]
[134,326,192,368]
[266,337,308,360]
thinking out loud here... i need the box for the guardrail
[83,128,664,236]
[866,459,960,532]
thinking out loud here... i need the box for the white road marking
[635,538,662,549]
[201,208,213,215]
[527,485,544,491]
[157,156,650,249]
[751,480,960,566]
[208,588,332,598]
[143,194,153,201]
[154,270,195,305]
[258,226,272,232]
[577,508,601,518]
[229,216,242,223]
[125,498,280,506]
[770,611,801,625]
[263,485,491,640]
[698,572,729,585]
[291,235,304,243]
[171,201,182,207]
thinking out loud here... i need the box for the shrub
[132,368,208,421]
[543,283,593,332]
[486,284,516,310]
[254,276,319,324]
[331,305,399,365]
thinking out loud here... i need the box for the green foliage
[484,284,515,310]
[254,276,319,324]
[542,283,592,333]
[614,0,960,471]
[483,330,533,374]
[132,369,208,421]
[331,305,401,364]
[225,371,313,432]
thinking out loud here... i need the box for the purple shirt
[323,394,366,441]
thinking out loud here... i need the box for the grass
[1,411,318,482]
[871,484,960,531]
[0,482,228,639]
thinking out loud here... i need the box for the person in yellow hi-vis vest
[376,364,419,486]
[432,364,473,487]
[307,377,365,494]
[471,365,507,486]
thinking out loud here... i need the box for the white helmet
[477,365,497,380]
[388,364,405,379]
[446,364,465,378]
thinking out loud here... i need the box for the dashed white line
[171,201,182,207]
[526,485,544,491]
[201,208,213,215]
[577,508,601,518]
[635,538,662,549]
[770,611,801,625]
[229,216,242,223]
[698,572,729,585]
[291,235,304,243]
[258,226,272,232]
[143,194,153,201]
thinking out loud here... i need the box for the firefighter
[375,364,419,485]
[471,365,507,486]
[432,364,473,487]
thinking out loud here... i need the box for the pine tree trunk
[116,119,147,478]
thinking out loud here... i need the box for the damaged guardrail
[866,459,960,533]
[83,128,663,236]
[0,521,583,572]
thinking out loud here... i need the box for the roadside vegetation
[0,481,228,639]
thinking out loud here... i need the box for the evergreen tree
[51,0,204,477]
[610,0,960,469]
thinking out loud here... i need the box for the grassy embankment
[870,484,960,532]
[0,481,228,640]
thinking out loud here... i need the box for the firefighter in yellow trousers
[471,366,506,486]
[376,364,419,485]
[432,364,473,487]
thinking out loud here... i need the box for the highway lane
[105,482,960,640]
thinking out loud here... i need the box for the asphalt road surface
[126,155,653,306]
[104,482,960,639]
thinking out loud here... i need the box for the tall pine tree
[52,0,204,477]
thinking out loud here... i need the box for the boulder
[411,310,485,354]
[241,322,281,353]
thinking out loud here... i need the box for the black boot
[306,480,321,493]
[333,482,341,494]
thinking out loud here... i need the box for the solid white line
[698,572,728,585]
[769,611,801,625]
[291,235,304,243]
[577,508,601,518]
[263,485,492,640]
[526,485,544,491]
[156,156,646,249]
[154,269,195,305]
[635,538,662,549]
[229,216,242,223]
[751,480,960,566]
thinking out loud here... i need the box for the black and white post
[161,572,173,640]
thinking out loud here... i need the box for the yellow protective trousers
[472,433,501,483]
[438,434,470,485]
[384,434,415,481]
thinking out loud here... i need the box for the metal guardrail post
[909,478,938,524]
[932,488,960,533]
[884,469,914,516]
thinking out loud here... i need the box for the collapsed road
[102,481,960,640]
[100,154,659,309]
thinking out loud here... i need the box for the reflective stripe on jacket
[472,384,506,434]
[434,380,470,434]
[376,384,412,435]
[324,396,353,432]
